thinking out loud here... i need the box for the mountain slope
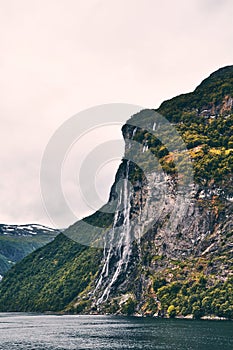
[0,224,59,277]
[0,66,232,318]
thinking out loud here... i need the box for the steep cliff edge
[0,66,232,318]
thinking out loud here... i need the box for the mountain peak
[205,65,233,79]
[194,65,233,92]
[0,223,59,277]
[0,223,58,236]
[157,65,233,120]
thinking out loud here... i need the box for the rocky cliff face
[73,66,233,316]
[0,66,232,318]
[87,134,231,313]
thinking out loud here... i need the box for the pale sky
[0,0,232,228]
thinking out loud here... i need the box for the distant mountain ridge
[0,223,58,236]
[0,66,232,319]
[0,223,59,277]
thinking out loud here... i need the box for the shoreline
[0,311,232,321]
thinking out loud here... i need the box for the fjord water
[0,314,232,350]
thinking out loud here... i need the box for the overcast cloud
[0,0,232,228]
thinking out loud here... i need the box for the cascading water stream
[132,127,137,138]
[142,141,149,153]
[94,188,122,292]
[95,161,133,304]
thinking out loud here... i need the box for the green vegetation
[158,65,233,122]
[154,276,233,319]
[0,228,58,276]
[124,66,233,187]
[167,305,176,318]
[121,297,137,315]
[0,234,102,312]
[150,255,233,319]
[126,111,233,185]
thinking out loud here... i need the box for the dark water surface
[0,313,232,350]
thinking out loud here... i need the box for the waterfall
[152,122,156,131]
[142,141,149,153]
[94,189,122,292]
[132,127,137,138]
[129,127,137,149]
[95,161,132,304]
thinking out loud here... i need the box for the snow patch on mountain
[0,223,59,236]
